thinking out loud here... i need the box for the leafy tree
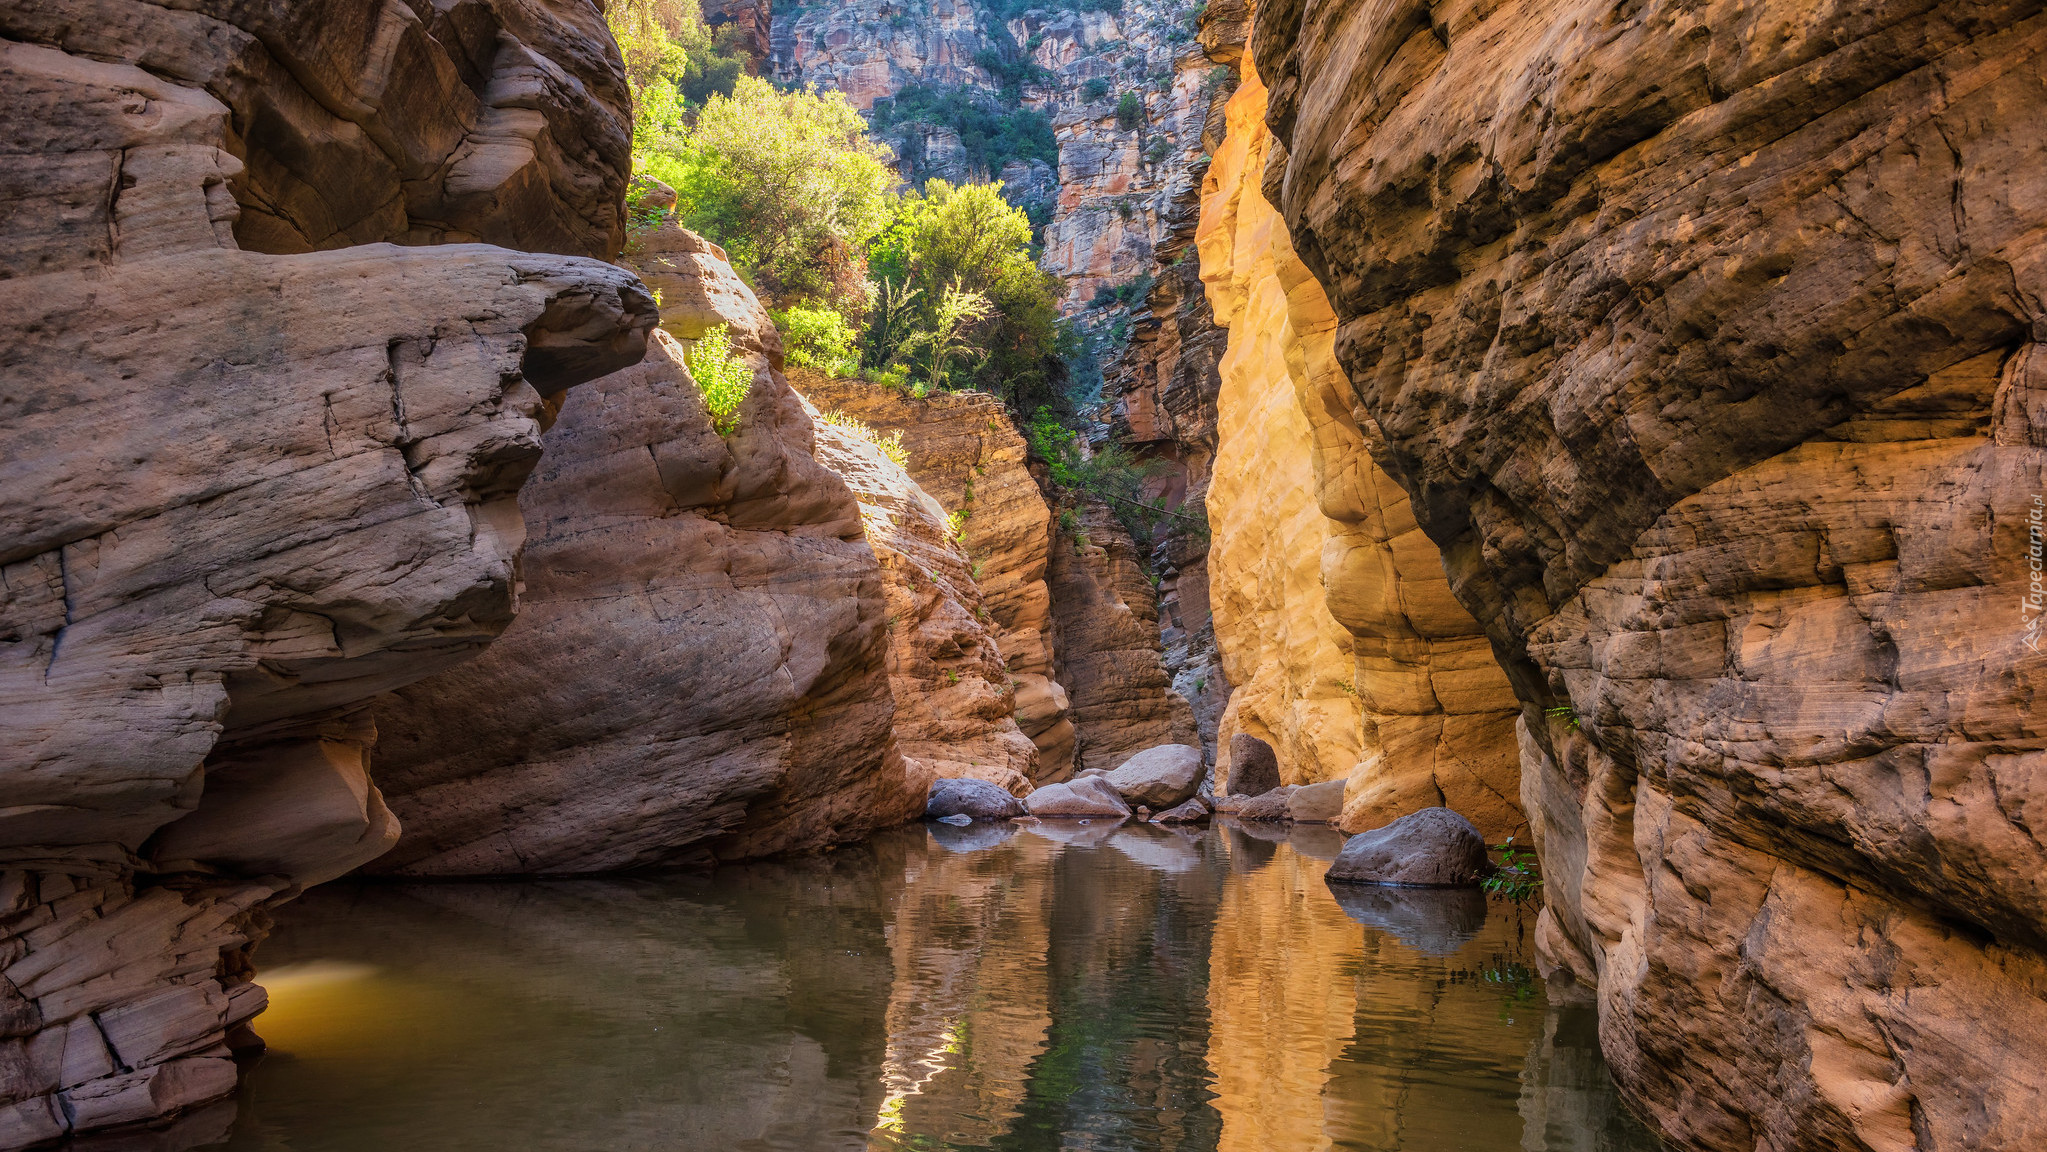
[866,85,1057,178]
[643,77,896,312]
[606,0,747,129]
[866,180,1068,412]
[1024,409,1175,558]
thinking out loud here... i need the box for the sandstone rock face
[1049,498,1202,771]
[1251,0,2047,1148]
[1101,744,1205,808]
[4,0,633,262]
[926,779,1026,820]
[1325,809,1488,888]
[791,373,1075,780]
[368,228,924,873]
[1196,41,1523,838]
[1023,776,1133,820]
[0,2,645,1141]
[809,399,1041,796]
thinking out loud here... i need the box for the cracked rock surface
[1,2,647,1143]
[1245,0,2047,1148]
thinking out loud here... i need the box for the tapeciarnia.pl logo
[2025,493,2044,652]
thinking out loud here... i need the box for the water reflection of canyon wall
[224,826,1658,1152]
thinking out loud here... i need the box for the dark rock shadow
[927,819,1020,853]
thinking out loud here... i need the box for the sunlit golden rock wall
[1195,41,1522,836]
[1249,0,2047,1147]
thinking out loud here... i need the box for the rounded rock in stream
[1101,744,1206,808]
[1023,776,1133,819]
[926,778,1027,820]
[1326,807,1489,887]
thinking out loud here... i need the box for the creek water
[192,821,1661,1152]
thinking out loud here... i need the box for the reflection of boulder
[1107,825,1204,874]
[1324,883,1488,957]
[1286,825,1348,861]
[928,820,1020,854]
[1022,819,1128,848]
[1219,821,1279,873]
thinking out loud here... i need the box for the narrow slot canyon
[2,1,2041,1150]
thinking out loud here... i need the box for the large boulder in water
[1226,734,1280,795]
[1102,744,1205,808]
[927,778,1026,820]
[1231,786,1297,823]
[1024,776,1133,819]
[1287,779,1346,823]
[1326,808,1489,887]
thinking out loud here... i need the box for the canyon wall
[367,223,936,874]
[793,372,1078,781]
[0,1,650,1142]
[1195,38,1522,835]
[1247,0,2047,1149]
[790,372,1198,778]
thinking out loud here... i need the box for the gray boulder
[1326,807,1490,886]
[1227,734,1281,795]
[1150,798,1209,823]
[1103,744,1205,808]
[1233,786,1297,822]
[927,778,1026,820]
[1287,778,1346,823]
[1023,775,1133,819]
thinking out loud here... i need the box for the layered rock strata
[1048,498,1201,771]
[790,373,1076,780]
[0,2,647,1142]
[808,401,1041,796]
[1250,0,2047,1148]
[368,225,925,873]
[1195,42,1522,836]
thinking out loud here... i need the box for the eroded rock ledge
[1,3,648,1143]
[1246,0,2047,1148]
[367,225,926,873]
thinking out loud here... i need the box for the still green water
[187,821,1659,1151]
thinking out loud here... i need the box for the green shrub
[772,305,860,376]
[1115,92,1144,131]
[686,325,754,435]
[640,77,895,311]
[1082,76,1111,103]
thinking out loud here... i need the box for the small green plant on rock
[1482,837,1543,904]
[1543,703,1581,731]
[687,324,753,435]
